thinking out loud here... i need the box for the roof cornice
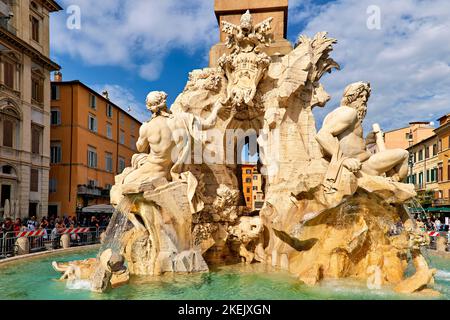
[434,122,450,135]
[41,0,63,12]
[0,29,60,71]
[52,80,142,125]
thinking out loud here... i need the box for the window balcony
[77,185,111,198]
[77,185,102,197]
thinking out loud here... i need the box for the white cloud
[289,0,450,132]
[138,61,163,82]
[53,0,450,134]
[51,0,217,81]
[91,84,148,123]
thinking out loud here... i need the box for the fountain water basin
[0,248,449,300]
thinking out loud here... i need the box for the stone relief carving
[218,10,272,116]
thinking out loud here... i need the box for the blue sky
[50,0,450,132]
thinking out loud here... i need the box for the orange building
[241,164,256,209]
[241,163,265,210]
[384,121,435,150]
[48,75,141,218]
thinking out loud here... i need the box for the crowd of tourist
[415,215,450,232]
[0,214,110,233]
[0,214,110,257]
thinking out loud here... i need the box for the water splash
[404,198,427,227]
[96,195,136,256]
[66,279,92,291]
[436,270,450,282]
[403,198,432,264]
[86,196,136,291]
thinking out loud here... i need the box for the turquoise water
[0,248,449,300]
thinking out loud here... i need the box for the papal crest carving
[218,10,272,113]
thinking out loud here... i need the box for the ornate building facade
[0,0,61,219]
[406,134,439,207]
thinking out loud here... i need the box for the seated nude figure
[122,91,226,185]
[316,82,408,192]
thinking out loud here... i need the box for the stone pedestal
[16,237,29,255]
[436,236,448,252]
[60,234,70,249]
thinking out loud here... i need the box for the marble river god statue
[54,11,438,296]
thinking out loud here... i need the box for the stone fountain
[53,10,438,296]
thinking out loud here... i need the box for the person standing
[27,216,38,231]
[435,218,442,232]
[2,218,14,256]
[13,218,22,234]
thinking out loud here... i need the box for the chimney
[102,90,109,100]
[54,71,62,82]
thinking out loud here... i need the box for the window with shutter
[51,84,60,100]
[3,119,13,147]
[50,142,62,163]
[30,169,39,192]
[106,123,112,139]
[32,78,43,104]
[90,94,96,109]
[105,153,113,172]
[31,129,40,154]
[88,147,97,168]
[118,157,125,173]
[31,16,40,42]
[4,61,14,89]
[49,179,57,193]
[106,104,113,118]
[51,109,61,125]
[88,114,97,132]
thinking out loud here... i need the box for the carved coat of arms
[218,10,273,110]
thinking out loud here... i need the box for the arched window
[0,99,21,150]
